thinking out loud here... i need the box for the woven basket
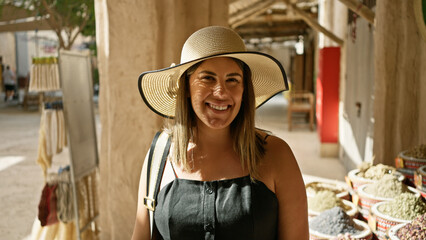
[369,202,412,240]
[308,199,358,218]
[414,165,426,192]
[306,181,350,200]
[347,169,375,192]
[396,167,416,185]
[386,223,407,240]
[395,150,426,170]
[346,169,404,192]
[357,184,393,221]
[309,219,373,240]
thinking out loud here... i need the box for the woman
[133,26,308,240]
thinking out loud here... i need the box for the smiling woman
[133,26,308,240]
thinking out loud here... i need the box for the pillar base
[320,143,339,157]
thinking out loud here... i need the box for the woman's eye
[227,78,240,83]
[202,75,215,81]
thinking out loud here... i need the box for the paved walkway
[0,94,346,239]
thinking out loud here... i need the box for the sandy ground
[0,94,346,240]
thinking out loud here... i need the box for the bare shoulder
[258,133,298,180]
[258,132,309,239]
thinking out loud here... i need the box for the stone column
[95,0,228,239]
[373,0,426,165]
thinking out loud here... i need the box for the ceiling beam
[236,21,308,39]
[0,19,51,32]
[338,0,375,25]
[288,3,344,46]
[0,4,36,22]
[229,0,276,29]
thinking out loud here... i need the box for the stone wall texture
[94,0,228,239]
[373,0,426,165]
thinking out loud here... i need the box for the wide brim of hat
[138,51,289,118]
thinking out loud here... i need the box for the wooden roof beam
[0,18,51,32]
[286,2,344,46]
[338,0,375,25]
[229,0,276,29]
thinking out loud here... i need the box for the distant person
[3,65,16,102]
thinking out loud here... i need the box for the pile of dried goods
[309,207,362,236]
[378,193,426,220]
[404,144,426,159]
[356,163,396,180]
[364,174,409,198]
[308,190,349,212]
[306,182,345,196]
[396,213,426,240]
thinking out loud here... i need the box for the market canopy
[0,4,51,32]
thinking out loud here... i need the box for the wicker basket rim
[371,201,416,223]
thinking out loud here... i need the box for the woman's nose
[212,81,228,98]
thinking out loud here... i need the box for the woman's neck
[192,124,233,151]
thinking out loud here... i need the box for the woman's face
[188,57,244,130]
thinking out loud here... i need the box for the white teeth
[210,104,228,111]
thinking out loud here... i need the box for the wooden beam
[0,19,51,32]
[236,21,309,39]
[229,0,276,28]
[289,3,344,46]
[250,14,303,24]
[0,4,36,22]
[338,0,375,25]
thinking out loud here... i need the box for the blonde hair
[166,58,266,179]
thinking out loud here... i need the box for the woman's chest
[154,177,278,240]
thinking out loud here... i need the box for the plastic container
[309,218,373,240]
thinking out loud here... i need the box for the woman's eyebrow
[198,70,216,76]
[227,73,243,78]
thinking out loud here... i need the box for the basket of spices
[357,174,412,220]
[387,213,426,240]
[309,207,372,240]
[346,163,402,192]
[308,190,358,218]
[306,181,350,200]
[414,165,426,198]
[369,193,426,240]
[395,144,426,170]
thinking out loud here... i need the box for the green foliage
[4,0,95,49]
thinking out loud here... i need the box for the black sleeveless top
[153,175,278,240]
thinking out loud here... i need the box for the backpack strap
[143,131,171,236]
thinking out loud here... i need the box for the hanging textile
[36,103,68,177]
[31,170,100,240]
[29,57,61,92]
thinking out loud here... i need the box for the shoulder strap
[143,131,171,236]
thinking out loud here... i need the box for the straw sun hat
[138,26,289,118]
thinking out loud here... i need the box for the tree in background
[1,0,95,49]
